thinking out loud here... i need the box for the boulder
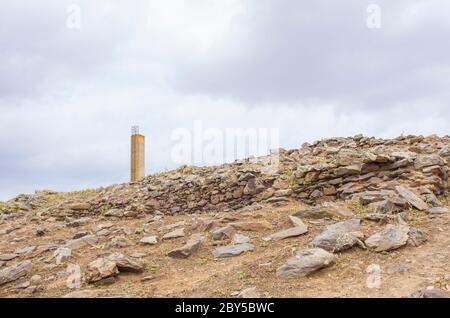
[276,248,335,277]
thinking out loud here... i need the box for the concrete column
[131,133,145,182]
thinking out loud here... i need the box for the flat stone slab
[237,287,260,298]
[421,289,450,298]
[211,225,235,240]
[14,246,36,255]
[365,225,410,252]
[106,253,144,273]
[140,236,158,245]
[0,260,33,286]
[0,253,18,261]
[426,207,449,215]
[276,248,335,277]
[168,234,204,259]
[292,207,338,219]
[230,220,273,231]
[232,233,250,244]
[288,215,306,227]
[162,228,185,240]
[85,258,119,284]
[65,235,98,250]
[263,225,308,241]
[395,186,428,211]
[63,290,102,298]
[311,219,363,252]
[212,243,254,258]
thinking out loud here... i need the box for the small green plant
[99,204,113,215]
[147,263,159,273]
[348,198,368,215]
[237,271,246,282]
[284,169,295,188]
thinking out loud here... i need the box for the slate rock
[237,287,260,298]
[63,290,101,298]
[168,233,205,259]
[395,186,428,211]
[311,219,363,252]
[162,228,185,240]
[232,233,250,244]
[0,253,18,261]
[426,207,449,215]
[85,258,119,283]
[211,225,235,240]
[0,260,33,286]
[140,236,158,245]
[422,289,450,298]
[107,236,134,248]
[263,225,308,241]
[106,253,144,273]
[230,220,273,231]
[276,248,335,277]
[292,206,338,219]
[212,243,254,258]
[365,225,410,252]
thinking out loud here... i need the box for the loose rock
[311,219,363,252]
[168,233,205,259]
[162,228,185,240]
[212,243,254,258]
[395,186,428,211]
[263,225,308,241]
[365,225,410,252]
[85,258,119,283]
[0,260,33,286]
[276,248,335,277]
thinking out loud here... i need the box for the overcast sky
[1,0,449,200]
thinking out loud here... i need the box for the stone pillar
[131,129,145,182]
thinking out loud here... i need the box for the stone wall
[88,135,449,216]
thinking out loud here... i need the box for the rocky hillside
[1,134,450,298]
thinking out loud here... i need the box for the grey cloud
[172,0,450,111]
[0,1,449,200]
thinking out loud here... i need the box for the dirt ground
[1,201,449,298]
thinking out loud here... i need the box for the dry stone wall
[88,134,450,216]
[3,135,448,218]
